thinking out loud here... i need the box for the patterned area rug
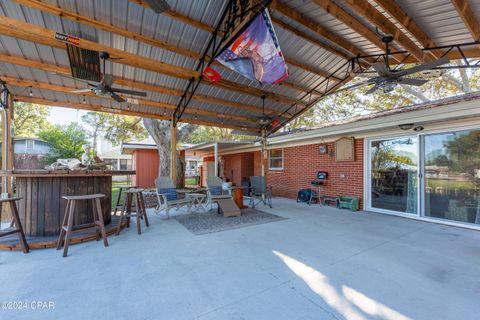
[174,208,287,235]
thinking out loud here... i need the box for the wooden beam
[0,76,257,123]
[0,54,283,116]
[373,0,443,58]
[170,122,177,184]
[273,2,371,58]
[12,1,330,90]
[342,0,428,62]
[0,16,301,106]
[312,0,405,63]
[14,96,259,132]
[451,0,480,41]
[1,93,14,195]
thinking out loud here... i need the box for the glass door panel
[370,137,418,214]
[424,130,480,225]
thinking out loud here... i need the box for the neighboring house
[121,138,202,188]
[12,138,51,169]
[97,146,133,182]
[185,93,480,230]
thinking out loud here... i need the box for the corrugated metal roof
[0,0,478,133]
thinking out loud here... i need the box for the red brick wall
[223,152,255,186]
[266,139,364,207]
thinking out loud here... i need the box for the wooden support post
[214,142,218,177]
[1,93,14,195]
[261,128,267,177]
[170,121,177,186]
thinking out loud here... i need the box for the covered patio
[2,198,479,319]
[1,0,480,319]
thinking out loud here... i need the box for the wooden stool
[116,188,149,235]
[56,194,108,257]
[113,185,137,216]
[0,197,29,253]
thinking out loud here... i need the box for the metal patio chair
[249,176,272,208]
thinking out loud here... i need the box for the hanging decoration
[215,9,288,85]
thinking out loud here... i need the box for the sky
[47,106,88,126]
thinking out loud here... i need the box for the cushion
[158,187,177,201]
[209,186,223,196]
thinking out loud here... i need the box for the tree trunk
[142,118,196,188]
[400,85,431,103]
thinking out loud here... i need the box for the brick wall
[266,139,364,207]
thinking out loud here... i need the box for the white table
[186,193,207,212]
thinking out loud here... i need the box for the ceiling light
[82,97,86,104]
[29,89,33,97]
[398,123,414,130]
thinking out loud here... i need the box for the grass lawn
[185,176,199,186]
[111,181,129,209]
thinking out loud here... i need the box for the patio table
[186,193,207,212]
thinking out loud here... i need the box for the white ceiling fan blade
[398,78,429,86]
[397,56,450,77]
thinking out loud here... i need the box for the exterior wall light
[398,123,414,130]
[413,126,424,132]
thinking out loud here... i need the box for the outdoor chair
[205,176,232,211]
[155,177,192,218]
[249,176,272,208]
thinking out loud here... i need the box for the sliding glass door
[370,137,418,214]
[423,129,480,225]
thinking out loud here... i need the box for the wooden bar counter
[0,170,135,237]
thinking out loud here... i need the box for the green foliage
[37,123,88,163]
[184,126,252,144]
[13,102,51,137]
[289,63,480,129]
[81,112,148,147]
[444,130,480,185]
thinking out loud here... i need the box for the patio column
[261,128,267,177]
[214,142,218,177]
[1,93,14,195]
[170,121,177,185]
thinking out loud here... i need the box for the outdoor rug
[174,208,287,235]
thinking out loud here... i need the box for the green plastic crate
[338,196,359,211]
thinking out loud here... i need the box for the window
[269,149,283,170]
[120,159,132,170]
[25,139,34,150]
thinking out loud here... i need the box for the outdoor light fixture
[414,126,424,132]
[29,89,33,97]
[398,123,414,130]
[82,97,86,104]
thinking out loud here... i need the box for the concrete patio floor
[1,197,479,320]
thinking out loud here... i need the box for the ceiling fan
[340,34,450,95]
[71,52,147,103]
[257,94,273,125]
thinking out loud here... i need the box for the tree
[37,123,88,164]
[81,112,148,154]
[142,119,196,188]
[13,102,51,137]
[289,61,480,129]
[184,126,252,144]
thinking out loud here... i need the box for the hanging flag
[203,66,222,83]
[216,9,288,85]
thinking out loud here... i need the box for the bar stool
[116,188,149,235]
[56,194,108,257]
[113,185,137,216]
[0,197,29,253]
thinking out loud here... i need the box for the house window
[269,149,283,170]
[120,159,132,170]
[25,139,34,150]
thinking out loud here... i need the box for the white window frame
[25,139,35,150]
[268,148,284,170]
